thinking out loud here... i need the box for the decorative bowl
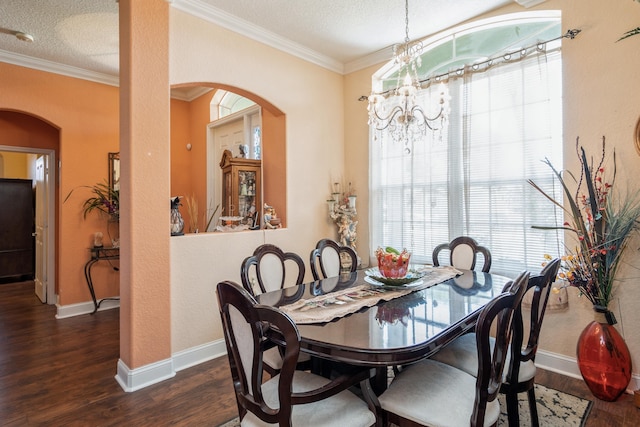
[375,247,411,278]
[365,268,426,287]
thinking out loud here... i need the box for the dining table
[255,265,513,392]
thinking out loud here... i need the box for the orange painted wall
[170,98,192,229]
[118,0,171,370]
[261,110,286,226]
[0,63,119,305]
[170,92,211,232]
[186,91,212,232]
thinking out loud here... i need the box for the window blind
[370,50,563,278]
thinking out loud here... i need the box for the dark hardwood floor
[0,280,638,426]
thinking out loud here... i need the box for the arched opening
[0,110,59,304]
[170,83,286,232]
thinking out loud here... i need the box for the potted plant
[528,136,640,401]
[65,180,119,221]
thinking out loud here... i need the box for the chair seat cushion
[432,333,536,383]
[241,370,376,427]
[263,347,311,372]
[378,359,500,427]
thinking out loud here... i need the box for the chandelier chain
[404,0,410,44]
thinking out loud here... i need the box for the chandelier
[367,0,449,149]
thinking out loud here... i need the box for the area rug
[216,383,592,426]
[497,384,592,426]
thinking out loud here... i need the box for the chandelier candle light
[367,0,449,151]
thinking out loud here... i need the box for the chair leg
[359,375,383,427]
[527,387,539,427]
[505,392,520,427]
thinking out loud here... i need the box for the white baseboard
[536,349,640,394]
[115,358,175,392]
[56,299,120,319]
[113,339,227,392]
[110,342,640,394]
[115,343,640,394]
[172,339,228,372]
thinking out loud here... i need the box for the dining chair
[241,243,306,296]
[240,243,308,375]
[216,281,378,427]
[309,238,358,281]
[430,258,560,427]
[432,236,492,272]
[375,271,529,427]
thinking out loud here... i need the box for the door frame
[0,145,56,304]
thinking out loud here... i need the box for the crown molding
[170,86,214,101]
[514,0,547,8]
[0,49,119,87]
[170,0,344,74]
[344,46,395,75]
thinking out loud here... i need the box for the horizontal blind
[370,50,563,277]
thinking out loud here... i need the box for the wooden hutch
[219,149,261,227]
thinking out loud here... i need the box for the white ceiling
[0,0,540,86]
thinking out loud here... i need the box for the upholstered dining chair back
[217,280,299,424]
[430,260,560,426]
[240,244,309,376]
[502,257,561,426]
[241,244,306,296]
[377,271,529,427]
[472,271,529,424]
[432,236,492,272]
[309,238,358,280]
[216,281,377,427]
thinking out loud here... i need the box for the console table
[84,246,120,314]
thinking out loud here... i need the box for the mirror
[109,152,120,192]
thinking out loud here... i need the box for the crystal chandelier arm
[411,104,446,130]
[369,104,407,131]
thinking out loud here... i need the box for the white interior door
[215,119,244,159]
[213,119,244,217]
[34,155,47,303]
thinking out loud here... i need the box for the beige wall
[544,0,640,379]
[169,9,344,353]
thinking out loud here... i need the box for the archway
[0,110,59,304]
[170,83,286,231]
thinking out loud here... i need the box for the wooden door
[0,179,35,281]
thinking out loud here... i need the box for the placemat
[280,266,461,324]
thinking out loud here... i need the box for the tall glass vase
[576,308,631,401]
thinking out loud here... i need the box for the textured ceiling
[0,0,530,83]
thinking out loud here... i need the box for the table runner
[280,265,462,324]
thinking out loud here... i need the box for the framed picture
[109,152,120,192]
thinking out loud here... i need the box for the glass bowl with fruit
[375,246,411,278]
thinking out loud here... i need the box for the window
[370,13,564,278]
[218,92,257,118]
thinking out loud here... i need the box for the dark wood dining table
[256,268,512,381]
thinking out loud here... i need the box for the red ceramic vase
[576,318,632,401]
